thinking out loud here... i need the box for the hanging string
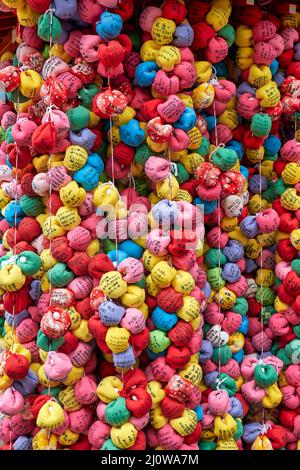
[258,137,265,428]
[211,78,224,388]
[8,17,22,451]
[45,7,55,448]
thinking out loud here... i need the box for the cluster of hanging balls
[0,0,298,451]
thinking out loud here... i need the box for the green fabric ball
[42,386,61,398]
[135,276,146,288]
[199,441,217,450]
[196,136,210,156]
[260,306,275,325]
[293,325,300,339]
[135,177,150,196]
[234,420,243,440]
[203,322,211,336]
[78,84,98,109]
[218,24,235,47]
[277,349,292,366]
[175,162,190,183]
[101,439,120,451]
[105,397,130,426]
[7,89,28,103]
[285,339,300,359]
[212,148,238,171]
[128,31,142,51]
[213,372,237,397]
[204,248,227,268]
[264,152,278,161]
[291,259,300,275]
[102,238,116,254]
[232,297,248,316]
[37,330,64,351]
[5,126,14,144]
[256,287,275,306]
[134,144,152,165]
[206,268,226,290]
[251,113,272,137]
[0,127,5,143]
[149,330,171,353]
[66,105,90,131]
[254,363,278,388]
[47,262,74,287]
[212,345,232,365]
[38,13,62,42]
[16,251,41,276]
[271,341,280,355]
[19,195,44,217]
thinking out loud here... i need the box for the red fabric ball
[187,1,210,24]
[247,297,261,317]
[161,395,186,419]
[184,421,202,444]
[165,345,191,368]
[277,239,298,262]
[287,62,300,80]
[31,395,51,418]
[14,241,35,254]
[125,388,152,418]
[292,296,300,316]
[266,425,288,449]
[272,198,287,216]
[278,409,298,429]
[127,431,146,450]
[46,193,64,214]
[131,328,150,354]
[114,142,135,165]
[192,22,215,50]
[283,271,300,296]
[69,436,92,450]
[139,99,164,121]
[58,331,79,354]
[277,284,295,304]
[75,297,94,320]
[145,295,157,310]
[98,360,116,379]
[87,315,108,341]
[8,145,32,169]
[4,353,30,380]
[18,217,42,242]
[180,179,198,198]
[168,320,193,347]
[20,173,36,196]
[114,0,134,22]
[51,236,74,262]
[4,286,31,313]
[157,286,183,312]
[243,129,265,149]
[88,254,115,279]
[278,49,295,69]
[5,227,21,248]
[162,0,187,24]
[279,212,298,233]
[278,330,296,349]
[235,4,263,26]
[31,122,57,154]
[67,252,90,276]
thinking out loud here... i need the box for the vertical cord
[258,151,265,429]
[212,93,223,388]
[46,8,54,447]
[8,18,21,449]
[109,116,119,268]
